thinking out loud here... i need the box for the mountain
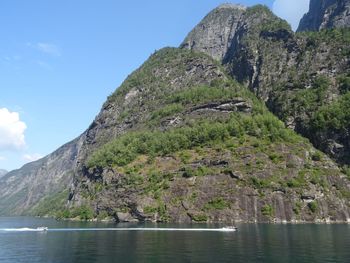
[0,3,349,223]
[297,0,350,32]
[0,169,8,178]
[65,47,349,223]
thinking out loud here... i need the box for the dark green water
[0,217,349,263]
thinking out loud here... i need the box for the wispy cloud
[27,42,62,57]
[0,156,6,161]
[0,108,27,151]
[23,153,43,162]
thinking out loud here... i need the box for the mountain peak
[180,4,289,62]
[180,3,249,61]
[297,0,350,32]
[216,3,246,10]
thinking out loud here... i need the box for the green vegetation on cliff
[87,112,300,169]
[312,92,350,132]
[29,190,69,217]
[87,77,299,170]
[297,28,350,45]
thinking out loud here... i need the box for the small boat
[36,227,48,231]
[221,226,237,231]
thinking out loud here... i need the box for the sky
[0,0,310,171]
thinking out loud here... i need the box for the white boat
[36,227,48,231]
[221,226,237,231]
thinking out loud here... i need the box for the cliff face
[181,4,246,61]
[182,5,296,100]
[297,0,350,32]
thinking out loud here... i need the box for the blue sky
[0,0,309,171]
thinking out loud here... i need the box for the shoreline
[36,215,350,225]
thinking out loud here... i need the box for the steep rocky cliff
[181,4,246,61]
[0,3,349,223]
[182,5,294,99]
[297,0,350,32]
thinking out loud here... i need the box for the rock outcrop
[297,0,350,32]
[181,5,296,100]
[181,4,246,61]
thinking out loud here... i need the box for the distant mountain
[0,139,82,215]
[0,3,349,223]
[297,0,350,32]
[0,169,8,178]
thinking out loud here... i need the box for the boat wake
[0,227,237,232]
[1,227,48,232]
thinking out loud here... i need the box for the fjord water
[0,217,349,263]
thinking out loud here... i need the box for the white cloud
[0,156,6,161]
[23,153,43,162]
[27,42,61,56]
[0,108,27,151]
[272,0,310,31]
